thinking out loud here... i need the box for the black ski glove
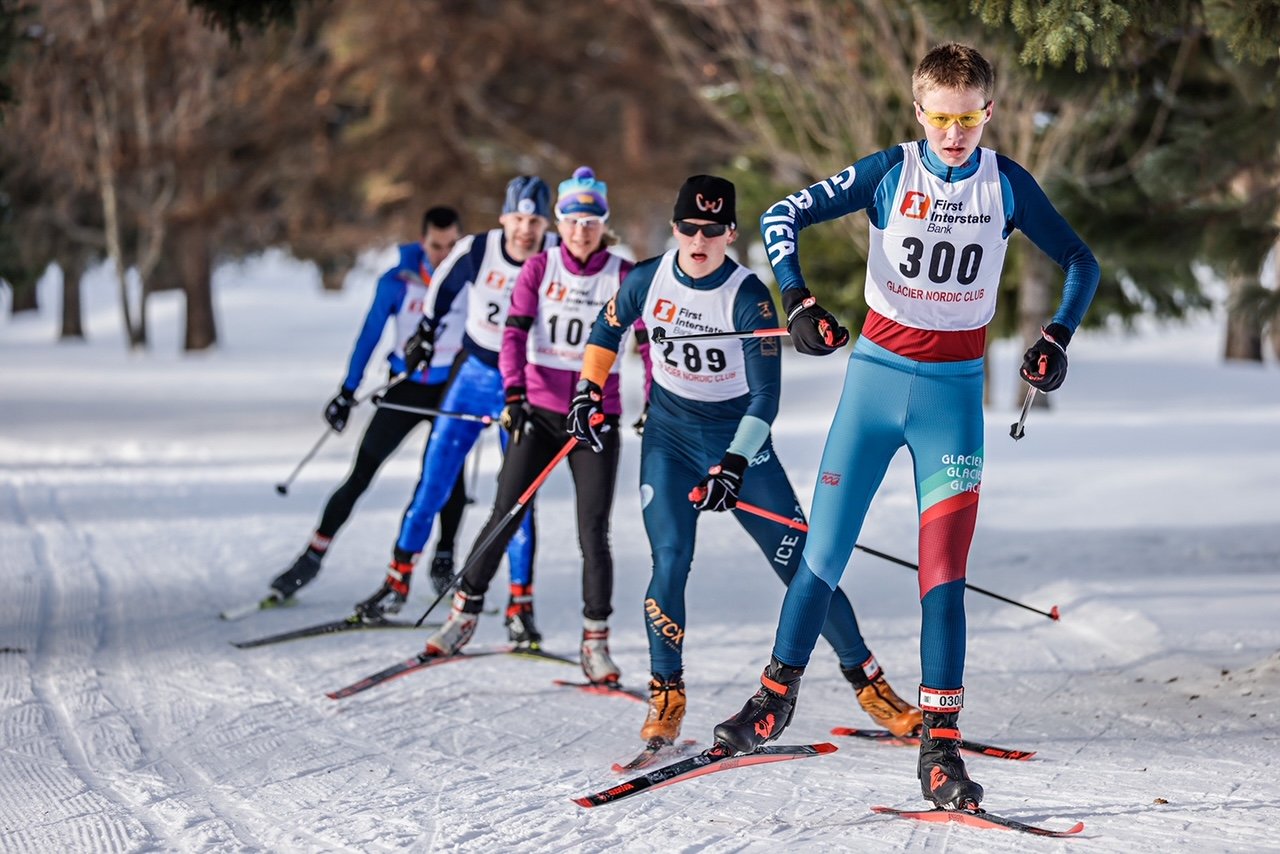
[501,386,531,443]
[632,402,650,437]
[324,387,357,432]
[689,452,748,512]
[1020,323,1072,392]
[402,318,436,375]
[566,379,607,452]
[782,288,849,356]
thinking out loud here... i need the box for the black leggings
[460,405,620,620]
[317,378,468,552]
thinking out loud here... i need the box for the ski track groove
[13,481,158,851]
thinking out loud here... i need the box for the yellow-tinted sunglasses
[918,101,991,130]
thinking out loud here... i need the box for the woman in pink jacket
[424,167,650,684]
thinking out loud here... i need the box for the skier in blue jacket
[268,207,469,602]
[357,177,556,643]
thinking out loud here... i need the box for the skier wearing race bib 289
[356,178,556,640]
[714,43,1100,812]
[568,176,923,754]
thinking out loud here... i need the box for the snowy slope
[2,256,1278,852]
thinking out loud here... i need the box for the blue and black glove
[782,288,849,356]
[689,452,748,512]
[1020,323,1071,392]
[324,387,357,432]
[566,380,606,452]
[501,386,532,443]
[632,402,650,437]
[402,319,436,375]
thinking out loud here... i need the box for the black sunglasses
[674,220,730,238]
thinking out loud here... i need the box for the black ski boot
[713,656,804,754]
[428,551,455,596]
[918,710,984,809]
[270,549,322,598]
[354,551,415,617]
[504,583,541,649]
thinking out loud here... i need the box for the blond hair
[912,42,995,102]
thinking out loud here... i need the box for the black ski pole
[650,326,788,345]
[413,430,587,627]
[733,500,1061,622]
[275,374,408,496]
[1009,386,1038,441]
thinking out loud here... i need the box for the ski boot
[713,656,804,754]
[842,656,923,736]
[424,589,482,657]
[354,551,415,617]
[917,689,983,809]
[428,550,455,596]
[504,583,541,649]
[269,548,323,598]
[579,619,621,684]
[640,672,686,744]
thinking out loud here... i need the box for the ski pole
[1009,386,1038,441]
[732,500,1061,622]
[275,375,409,495]
[370,398,496,425]
[651,326,788,345]
[412,423,598,627]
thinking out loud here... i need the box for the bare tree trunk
[177,224,217,351]
[1224,285,1264,362]
[60,257,85,340]
[8,275,39,314]
[319,256,351,291]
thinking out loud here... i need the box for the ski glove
[501,386,531,443]
[632,402,650,437]
[402,318,436,375]
[324,387,357,432]
[566,379,607,452]
[690,452,748,512]
[783,288,849,356]
[1020,323,1072,392]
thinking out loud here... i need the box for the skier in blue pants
[356,177,557,644]
[714,43,1099,811]
[569,175,922,751]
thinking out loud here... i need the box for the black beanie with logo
[672,175,736,227]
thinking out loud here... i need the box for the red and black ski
[611,738,700,772]
[325,645,576,700]
[831,727,1036,761]
[553,679,646,702]
[233,612,429,649]
[871,805,1084,837]
[574,742,837,808]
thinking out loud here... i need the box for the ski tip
[324,692,340,700]
[814,742,839,755]
[572,796,596,809]
[1050,605,1061,621]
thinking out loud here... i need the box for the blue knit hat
[502,175,552,219]
[555,166,609,220]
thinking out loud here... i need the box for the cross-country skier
[357,177,557,643]
[268,207,469,601]
[568,175,923,753]
[426,167,651,680]
[713,43,1099,811]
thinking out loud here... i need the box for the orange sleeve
[580,343,618,387]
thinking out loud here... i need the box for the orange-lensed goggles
[918,101,991,130]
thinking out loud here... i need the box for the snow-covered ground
[2,255,1278,852]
